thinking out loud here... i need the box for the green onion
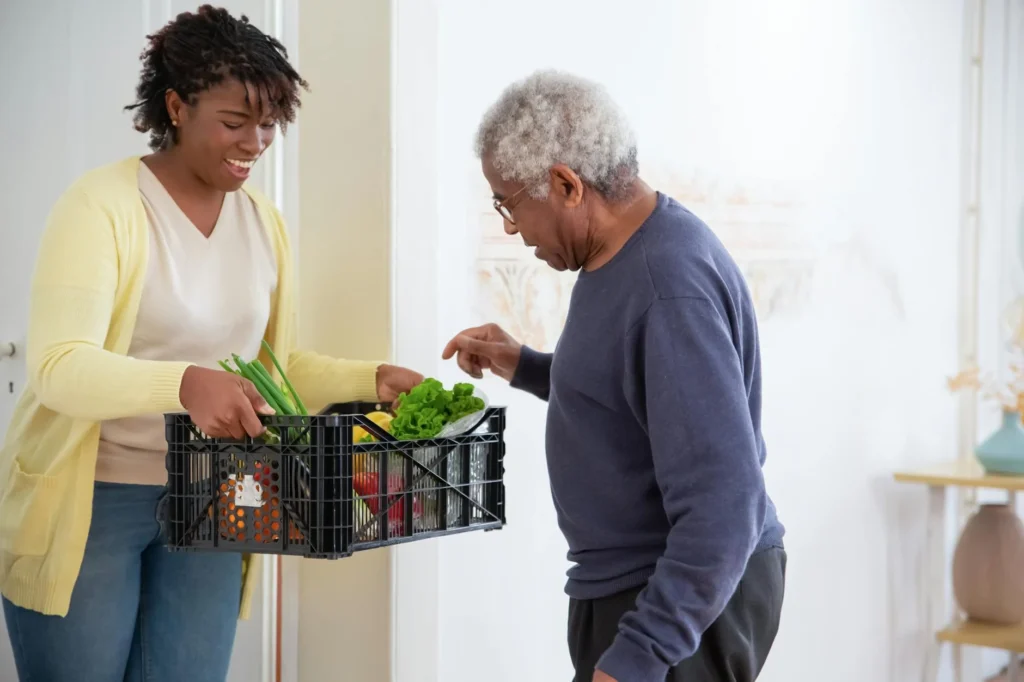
[220,349,311,445]
[262,340,308,416]
[250,358,297,415]
[232,355,286,416]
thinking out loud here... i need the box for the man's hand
[441,323,522,382]
[593,670,617,682]
[376,364,424,405]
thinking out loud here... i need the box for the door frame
[389,2,444,682]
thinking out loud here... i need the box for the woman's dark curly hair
[125,4,309,150]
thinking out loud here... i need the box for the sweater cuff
[510,346,547,394]
[148,362,192,412]
[596,634,670,682]
[351,361,384,403]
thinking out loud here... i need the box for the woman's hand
[376,364,424,405]
[179,365,274,439]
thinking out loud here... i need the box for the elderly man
[443,70,786,682]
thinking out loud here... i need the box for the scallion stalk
[262,340,308,416]
[232,355,286,416]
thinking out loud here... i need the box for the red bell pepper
[353,471,424,535]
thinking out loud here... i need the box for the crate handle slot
[319,404,398,443]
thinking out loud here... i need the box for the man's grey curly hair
[474,70,639,201]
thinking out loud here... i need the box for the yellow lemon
[353,411,393,474]
[352,410,393,443]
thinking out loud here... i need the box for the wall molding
[953,0,1021,676]
[258,4,284,677]
[259,5,300,682]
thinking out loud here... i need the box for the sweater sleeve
[596,297,767,682]
[26,187,191,421]
[286,350,382,414]
[509,345,552,401]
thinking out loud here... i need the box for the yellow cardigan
[0,156,381,618]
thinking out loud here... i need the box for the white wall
[389,1,1006,681]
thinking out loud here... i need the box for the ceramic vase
[976,410,1024,476]
[952,503,1024,624]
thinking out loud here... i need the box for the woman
[0,6,422,681]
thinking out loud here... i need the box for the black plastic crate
[161,402,506,558]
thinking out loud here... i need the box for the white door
[0,1,289,680]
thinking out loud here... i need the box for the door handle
[0,342,15,359]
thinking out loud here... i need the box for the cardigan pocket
[0,458,60,556]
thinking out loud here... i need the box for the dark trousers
[568,547,786,682]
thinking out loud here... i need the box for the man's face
[482,155,583,272]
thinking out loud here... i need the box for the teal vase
[976,410,1024,475]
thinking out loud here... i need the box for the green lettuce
[389,378,485,440]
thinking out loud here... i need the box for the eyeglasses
[492,184,530,225]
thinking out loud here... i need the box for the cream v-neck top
[94,162,278,485]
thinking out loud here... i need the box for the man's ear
[549,164,584,208]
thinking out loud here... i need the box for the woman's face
[165,78,278,191]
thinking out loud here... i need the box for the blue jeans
[3,482,242,682]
